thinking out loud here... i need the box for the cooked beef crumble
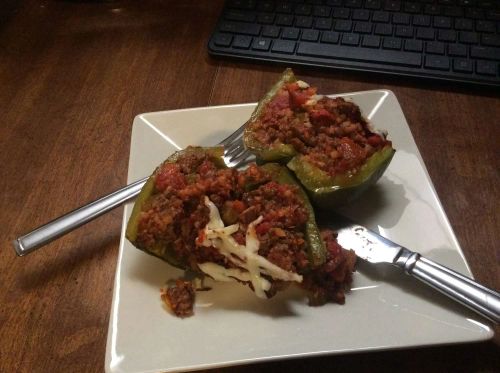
[161,280,195,318]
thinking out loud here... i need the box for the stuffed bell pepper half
[244,69,395,208]
[126,147,356,317]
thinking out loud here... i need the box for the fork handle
[396,250,500,323]
[12,177,148,256]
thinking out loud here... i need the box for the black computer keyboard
[208,0,500,86]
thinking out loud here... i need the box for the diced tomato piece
[310,109,333,127]
[367,134,383,147]
[268,92,291,111]
[231,200,247,213]
[198,160,217,177]
[155,163,186,191]
[195,230,206,245]
[336,137,366,172]
[288,88,310,109]
[327,240,342,258]
[233,231,246,245]
[255,221,271,235]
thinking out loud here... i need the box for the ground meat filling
[135,151,356,316]
[161,280,195,318]
[136,153,310,288]
[250,82,392,177]
[302,229,357,306]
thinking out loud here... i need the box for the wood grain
[0,1,498,372]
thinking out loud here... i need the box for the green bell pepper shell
[125,146,327,270]
[259,163,326,268]
[287,145,395,209]
[243,68,395,209]
[244,68,298,162]
[125,146,225,268]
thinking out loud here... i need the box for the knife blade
[322,213,500,324]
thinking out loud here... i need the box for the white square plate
[105,90,492,373]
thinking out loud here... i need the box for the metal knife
[326,214,500,324]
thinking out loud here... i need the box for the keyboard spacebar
[297,42,422,67]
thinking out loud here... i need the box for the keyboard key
[313,6,332,17]
[383,37,403,50]
[374,23,392,35]
[443,6,463,17]
[478,1,495,8]
[257,1,273,12]
[363,35,382,48]
[486,10,500,21]
[416,27,435,40]
[404,2,421,13]
[448,43,467,56]
[482,34,500,47]
[220,21,260,35]
[453,58,473,73]
[276,14,294,26]
[257,13,275,24]
[424,4,441,15]
[366,0,382,10]
[228,0,256,10]
[275,2,292,13]
[345,0,363,8]
[434,16,452,29]
[455,18,474,31]
[213,33,233,47]
[225,9,256,22]
[335,20,353,32]
[393,12,411,24]
[459,31,479,44]
[437,29,457,42]
[413,15,431,26]
[476,60,498,75]
[373,11,390,23]
[475,20,496,33]
[426,41,446,54]
[395,25,414,38]
[295,4,312,15]
[326,0,342,5]
[425,55,450,70]
[315,18,333,30]
[355,22,373,34]
[282,27,300,40]
[271,39,296,54]
[342,33,361,46]
[233,35,252,48]
[252,38,271,51]
[384,0,401,11]
[466,8,485,19]
[297,41,422,66]
[333,8,351,19]
[352,9,371,21]
[302,29,320,41]
[262,25,280,38]
[322,31,341,44]
[405,39,423,52]
[296,16,313,28]
[470,46,500,60]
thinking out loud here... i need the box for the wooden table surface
[1,1,499,372]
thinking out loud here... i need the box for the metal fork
[13,121,252,256]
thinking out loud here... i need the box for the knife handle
[395,249,500,323]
